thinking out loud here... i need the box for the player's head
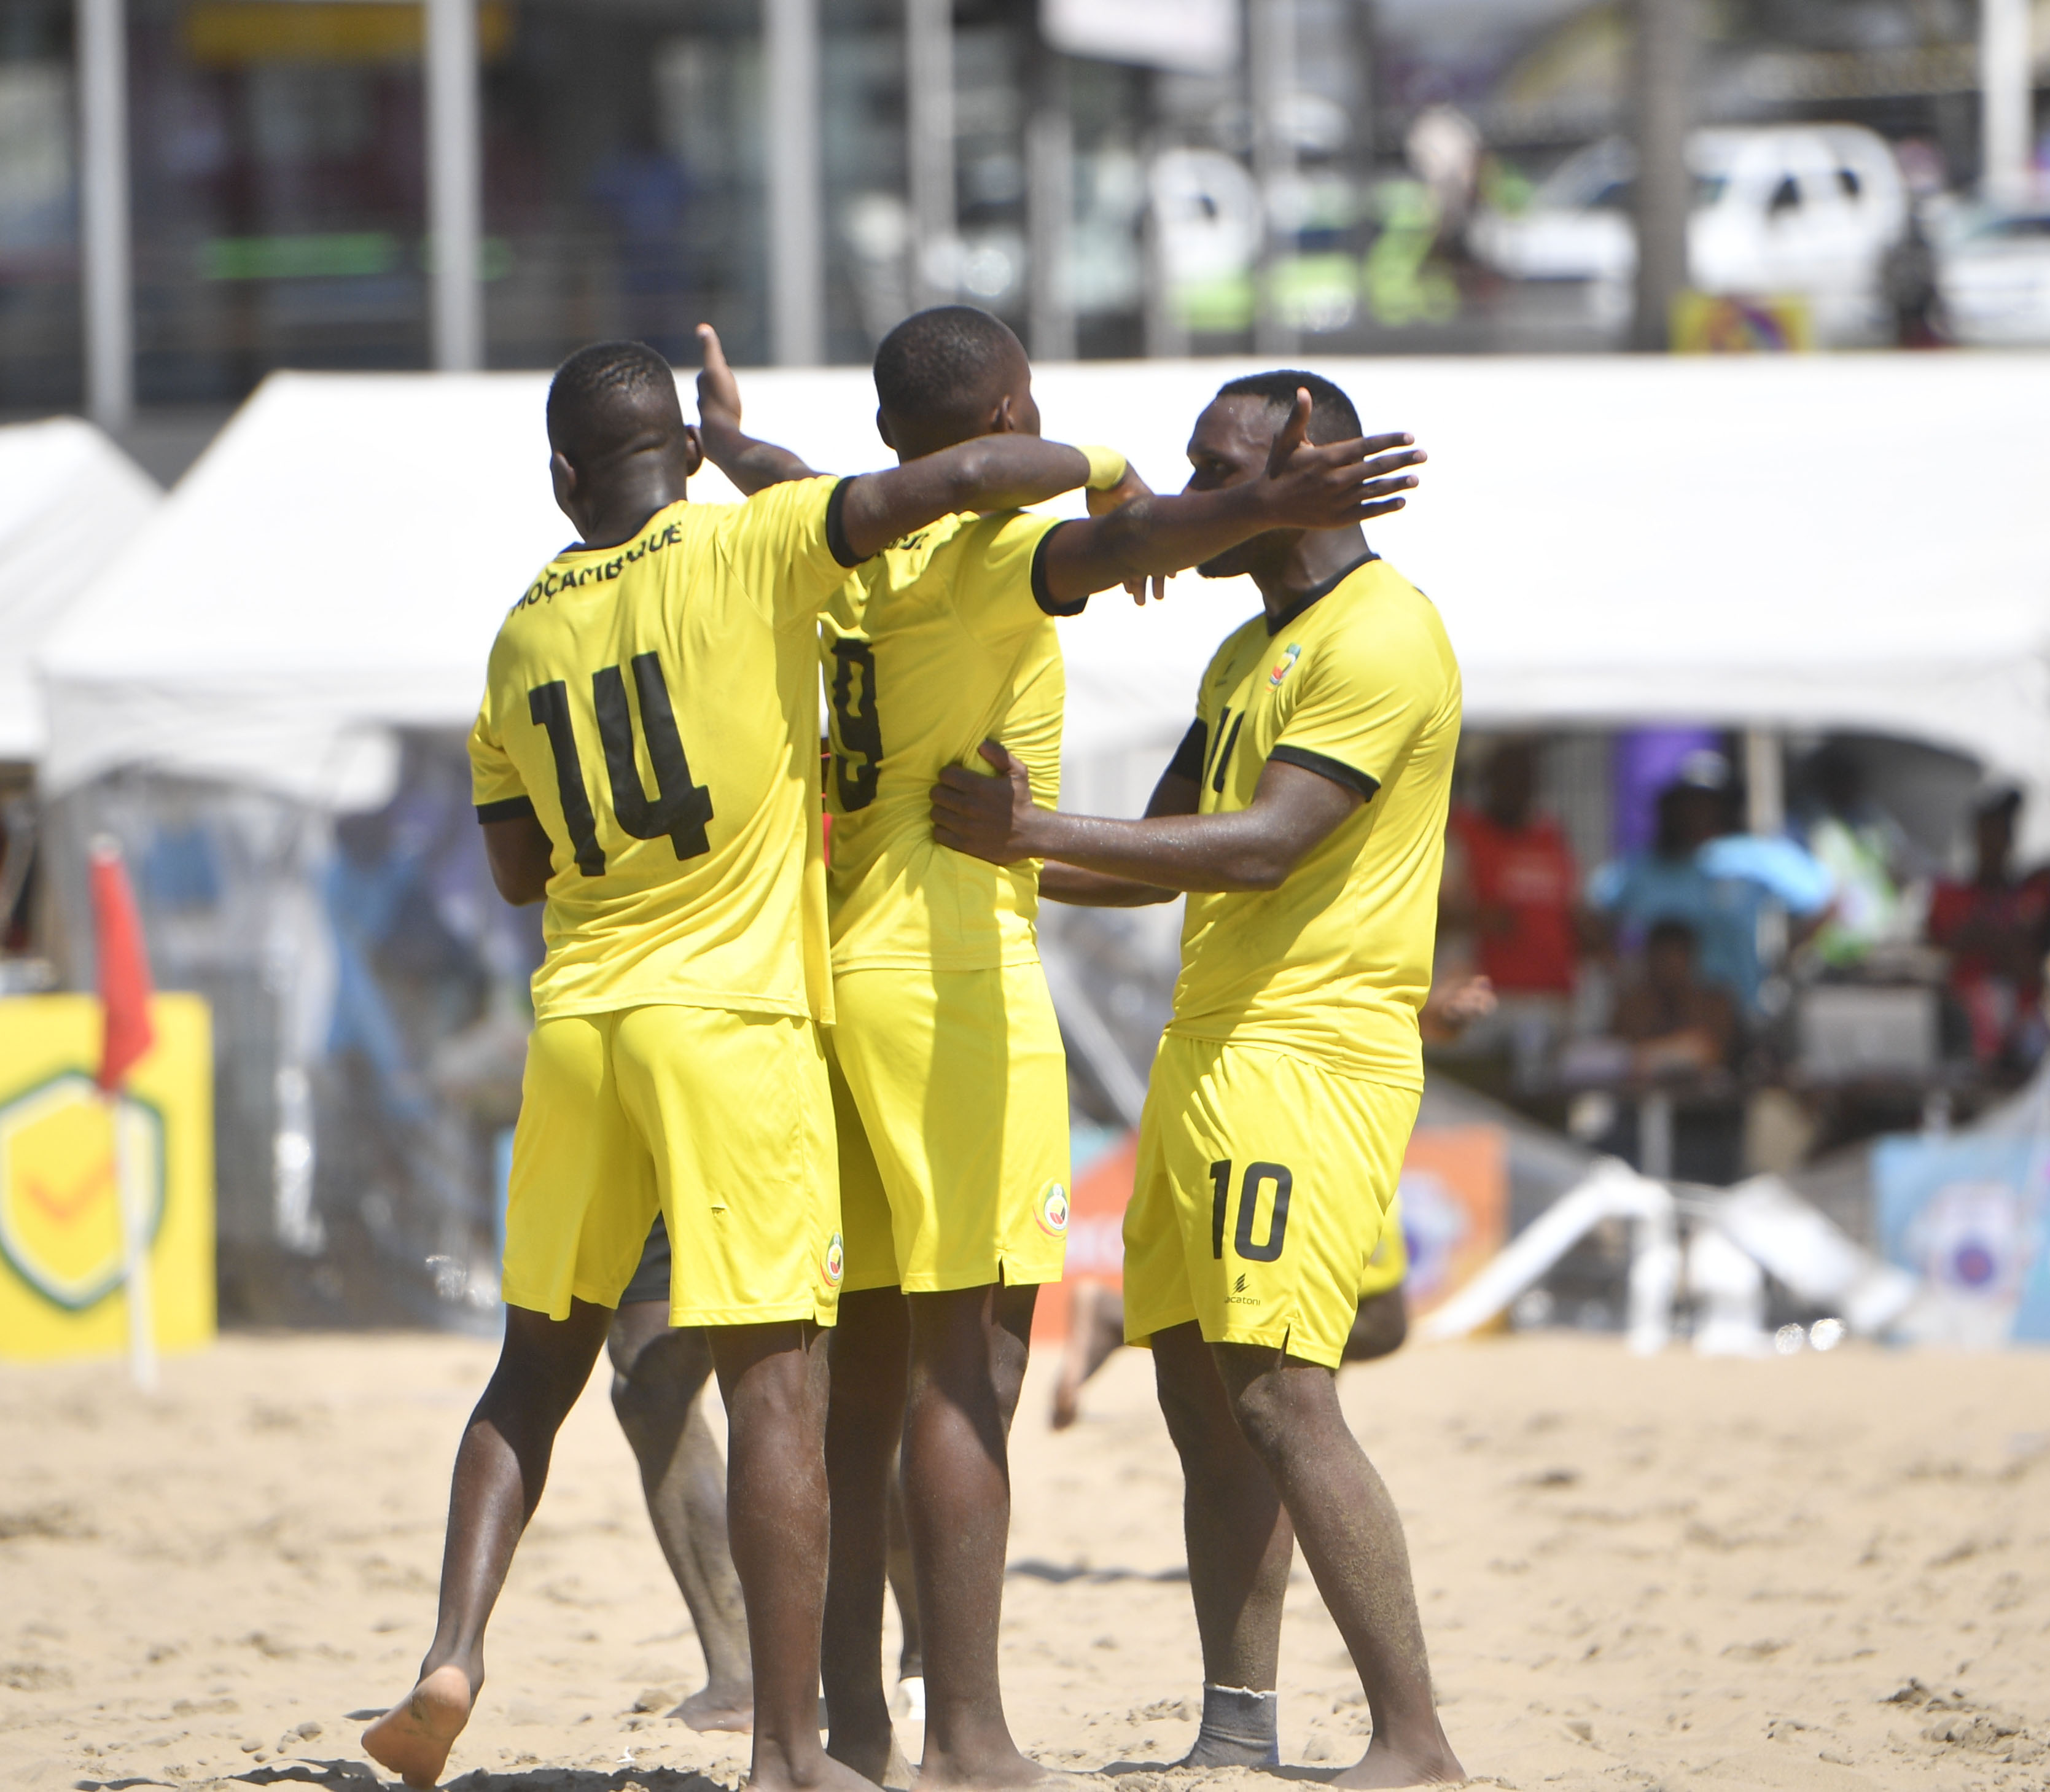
[546,340,702,532]
[1185,369,1363,580]
[1645,917,1700,992]
[872,305,1037,462]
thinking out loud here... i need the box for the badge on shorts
[1034,1181,1070,1238]
[1268,642,1301,688]
[822,1231,845,1287]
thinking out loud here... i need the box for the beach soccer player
[932,370,1467,1786]
[361,338,1211,1792]
[692,311,1426,1788]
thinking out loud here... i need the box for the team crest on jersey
[822,1231,846,1287]
[1268,643,1302,688]
[1034,1181,1070,1238]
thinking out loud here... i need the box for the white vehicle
[1935,205,2050,345]
[1470,125,1909,343]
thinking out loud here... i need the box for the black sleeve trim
[475,795,537,825]
[825,477,862,568]
[1166,720,1208,784]
[1030,522,1089,616]
[1267,745,1380,802]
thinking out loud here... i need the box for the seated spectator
[1613,919,1739,1078]
[1589,750,1833,1018]
[1927,787,2050,1070]
[1444,739,1582,999]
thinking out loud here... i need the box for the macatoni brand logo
[1268,643,1302,688]
[0,1072,165,1312]
[822,1231,846,1287]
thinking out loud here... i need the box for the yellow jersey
[1165,555,1461,1088]
[819,509,1069,973]
[469,477,856,1024]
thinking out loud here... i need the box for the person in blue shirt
[1589,753,1833,1016]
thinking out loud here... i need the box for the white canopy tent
[0,418,158,765]
[37,354,2050,838]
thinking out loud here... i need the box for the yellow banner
[184,2,513,66]
[0,995,215,1363]
[1671,290,1815,353]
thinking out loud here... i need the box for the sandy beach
[1,1330,2045,1792]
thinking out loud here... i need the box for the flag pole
[90,835,158,1393]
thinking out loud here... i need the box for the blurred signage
[0,996,214,1363]
[1041,0,1240,76]
[1671,290,1815,353]
[185,2,512,66]
[1397,1125,1508,1318]
[1873,1133,2050,1347]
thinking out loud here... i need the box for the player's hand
[931,741,1043,865]
[695,323,743,434]
[1085,465,1171,605]
[1260,388,1425,528]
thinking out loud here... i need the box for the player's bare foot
[674,1683,753,1732]
[750,1743,882,1792]
[826,1714,899,1787]
[361,1663,473,1789]
[916,1747,1088,1790]
[1329,1737,1467,1788]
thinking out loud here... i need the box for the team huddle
[362,306,1465,1791]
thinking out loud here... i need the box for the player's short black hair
[873,305,1024,428]
[547,340,682,464]
[1647,917,1699,955]
[1214,369,1362,445]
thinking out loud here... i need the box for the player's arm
[935,739,1360,894]
[482,811,555,906]
[692,322,1110,547]
[1034,392,1424,607]
[1038,733,1199,908]
[693,324,819,495]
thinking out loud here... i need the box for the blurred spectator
[1926,787,2050,1070]
[1588,750,1833,1016]
[1444,740,1582,998]
[588,123,695,358]
[1803,746,1919,968]
[1613,919,1738,1078]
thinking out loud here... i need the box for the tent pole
[1630,0,1696,351]
[1026,34,1077,361]
[766,0,825,365]
[1980,0,2032,210]
[425,0,483,372]
[906,0,956,306]
[1249,0,1298,357]
[78,0,133,432]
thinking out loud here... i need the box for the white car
[1935,205,2050,345]
[1470,125,1909,343]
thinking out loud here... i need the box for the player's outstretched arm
[933,741,1358,894]
[1037,759,1198,908]
[836,437,1105,563]
[692,324,819,496]
[483,813,555,905]
[1036,392,1424,607]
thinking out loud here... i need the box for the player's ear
[875,407,895,451]
[989,392,1018,435]
[549,450,579,522]
[679,423,705,480]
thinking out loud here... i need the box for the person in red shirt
[1444,738,1580,995]
[1927,787,2050,1071]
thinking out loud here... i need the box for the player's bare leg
[900,1280,1041,1788]
[1156,1324,1463,1787]
[364,1299,612,1788]
[885,1468,923,1709]
[1343,1286,1408,1364]
[1050,1283,1128,1430]
[821,1287,913,1785]
[608,1306,754,1731]
[1151,1322,1295,1766]
[710,1319,877,1792]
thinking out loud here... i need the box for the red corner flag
[91,839,155,1092]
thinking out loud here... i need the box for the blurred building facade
[3,0,2048,414]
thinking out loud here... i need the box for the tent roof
[37,356,2050,825]
[0,418,159,764]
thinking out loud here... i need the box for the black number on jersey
[1207,707,1245,793]
[830,639,883,812]
[1207,1158,1293,1263]
[528,652,715,877]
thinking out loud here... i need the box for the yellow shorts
[1122,1034,1417,1369]
[503,1005,842,1329]
[1357,1189,1409,1299]
[828,963,1070,1295]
